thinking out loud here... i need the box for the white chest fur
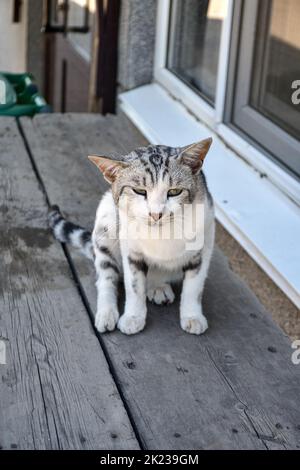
[120,214,204,269]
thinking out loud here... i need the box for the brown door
[43,0,120,114]
[50,34,91,112]
[44,0,94,112]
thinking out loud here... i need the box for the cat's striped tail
[48,205,94,260]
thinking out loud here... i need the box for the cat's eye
[132,187,147,197]
[167,188,183,197]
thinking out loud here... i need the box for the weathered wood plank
[21,113,300,450]
[0,117,139,450]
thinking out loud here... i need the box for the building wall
[118,0,157,91]
[0,0,28,73]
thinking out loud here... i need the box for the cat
[49,138,215,335]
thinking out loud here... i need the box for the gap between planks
[15,117,145,450]
[18,114,300,450]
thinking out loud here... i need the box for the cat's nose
[149,212,162,222]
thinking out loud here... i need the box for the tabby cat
[49,138,215,335]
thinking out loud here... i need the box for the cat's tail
[48,205,94,260]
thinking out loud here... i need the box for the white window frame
[154,0,234,129]
[154,0,300,206]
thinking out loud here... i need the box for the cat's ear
[180,138,212,174]
[88,155,128,184]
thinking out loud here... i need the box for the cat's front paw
[95,306,119,333]
[180,304,208,335]
[147,283,175,305]
[117,314,146,335]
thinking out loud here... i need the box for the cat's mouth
[147,219,163,227]
[147,213,174,227]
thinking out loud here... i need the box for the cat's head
[88,138,212,225]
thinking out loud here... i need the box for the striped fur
[48,205,94,260]
[49,139,215,336]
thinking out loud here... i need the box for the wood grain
[20,113,300,449]
[0,117,139,450]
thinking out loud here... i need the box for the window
[250,0,300,140]
[155,0,300,179]
[167,0,226,105]
[232,0,300,177]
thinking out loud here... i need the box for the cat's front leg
[94,244,120,333]
[118,251,148,335]
[180,252,209,335]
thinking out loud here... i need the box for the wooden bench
[0,114,299,450]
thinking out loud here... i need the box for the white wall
[0,0,28,73]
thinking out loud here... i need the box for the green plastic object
[0,72,51,116]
